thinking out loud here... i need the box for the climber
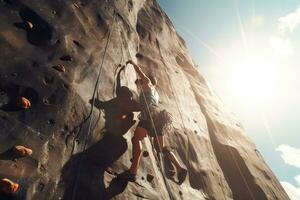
[90,65,142,135]
[123,60,187,184]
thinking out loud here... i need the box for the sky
[157,0,300,199]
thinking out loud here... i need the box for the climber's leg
[129,126,147,174]
[153,136,182,171]
[153,136,188,184]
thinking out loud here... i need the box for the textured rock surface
[0,0,289,199]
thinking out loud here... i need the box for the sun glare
[228,56,276,106]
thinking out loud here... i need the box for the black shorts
[137,119,162,137]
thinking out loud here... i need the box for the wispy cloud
[268,6,300,57]
[278,6,300,34]
[276,145,300,168]
[281,181,300,200]
[295,175,300,186]
[276,145,300,199]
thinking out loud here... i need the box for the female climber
[124,59,187,184]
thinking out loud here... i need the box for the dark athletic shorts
[137,119,162,137]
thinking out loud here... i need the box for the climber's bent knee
[132,127,147,141]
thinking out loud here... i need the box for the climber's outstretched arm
[126,60,150,84]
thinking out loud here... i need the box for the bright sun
[227,56,277,106]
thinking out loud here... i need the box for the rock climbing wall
[0,0,289,199]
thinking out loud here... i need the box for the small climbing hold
[0,178,19,194]
[62,83,69,89]
[19,97,31,109]
[73,2,79,8]
[121,115,127,120]
[146,174,154,183]
[13,145,33,156]
[73,40,84,49]
[25,21,33,30]
[47,119,55,125]
[135,53,143,59]
[179,191,183,196]
[43,98,50,105]
[52,64,66,72]
[142,151,149,157]
[60,55,72,61]
[194,130,197,134]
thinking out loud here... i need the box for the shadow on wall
[61,132,129,200]
[61,67,140,199]
[13,4,53,47]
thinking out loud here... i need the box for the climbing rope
[71,10,117,200]
[116,20,174,199]
[137,81,175,200]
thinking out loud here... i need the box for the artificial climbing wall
[0,0,289,199]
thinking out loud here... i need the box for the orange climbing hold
[13,145,33,156]
[52,64,66,72]
[25,21,33,29]
[19,97,31,109]
[0,178,19,194]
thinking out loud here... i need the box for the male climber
[124,60,187,184]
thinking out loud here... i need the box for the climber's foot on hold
[120,170,136,182]
[177,168,187,185]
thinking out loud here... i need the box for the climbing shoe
[13,145,33,157]
[120,170,136,182]
[177,168,187,185]
[0,178,19,194]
